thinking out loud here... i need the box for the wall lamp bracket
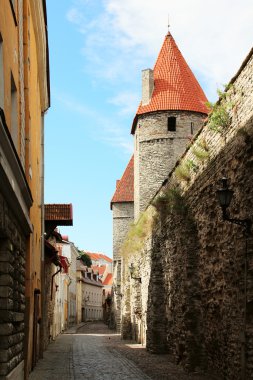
[129,263,142,283]
[114,286,123,298]
[217,177,252,235]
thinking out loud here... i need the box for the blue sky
[45,0,253,256]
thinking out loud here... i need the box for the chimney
[142,68,154,105]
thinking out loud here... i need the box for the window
[190,122,194,135]
[0,35,4,110]
[11,73,18,150]
[168,117,176,132]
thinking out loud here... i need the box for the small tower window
[190,122,194,135]
[168,117,176,131]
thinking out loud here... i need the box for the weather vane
[168,14,170,33]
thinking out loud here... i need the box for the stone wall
[112,202,134,260]
[112,202,134,331]
[123,50,253,378]
[134,111,206,219]
[0,193,26,380]
[42,261,56,350]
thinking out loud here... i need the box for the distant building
[84,251,113,296]
[76,261,103,322]
[84,251,113,272]
[56,237,78,327]
[44,204,73,346]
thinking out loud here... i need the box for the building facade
[76,261,103,323]
[0,1,50,379]
[43,205,73,350]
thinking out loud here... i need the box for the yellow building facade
[0,1,49,379]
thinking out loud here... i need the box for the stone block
[0,311,24,323]
[0,263,14,275]
[0,252,15,264]
[0,275,13,287]
[0,299,13,310]
[0,324,13,335]
[0,287,13,298]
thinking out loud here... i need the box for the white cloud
[108,92,139,115]
[67,0,253,102]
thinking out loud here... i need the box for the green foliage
[197,137,209,152]
[78,252,92,267]
[175,163,191,182]
[191,146,209,161]
[206,85,234,132]
[153,187,187,215]
[120,210,156,258]
[186,159,199,173]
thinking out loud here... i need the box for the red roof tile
[110,155,134,208]
[45,204,73,225]
[84,252,113,263]
[92,265,107,276]
[131,33,208,133]
[103,273,113,286]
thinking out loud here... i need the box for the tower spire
[168,14,170,33]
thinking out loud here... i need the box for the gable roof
[103,273,113,286]
[110,155,134,208]
[92,265,107,276]
[131,33,208,133]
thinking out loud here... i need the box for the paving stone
[29,322,218,380]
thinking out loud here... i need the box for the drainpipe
[51,266,62,300]
[39,113,45,358]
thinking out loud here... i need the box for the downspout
[39,113,45,358]
[51,266,62,300]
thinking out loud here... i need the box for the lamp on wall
[216,177,251,235]
[129,263,142,283]
[114,285,123,298]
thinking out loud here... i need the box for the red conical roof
[132,33,208,133]
[110,155,134,208]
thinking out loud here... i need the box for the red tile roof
[110,155,134,208]
[45,204,73,225]
[92,265,107,276]
[103,273,113,286]
[132,33,208,133]
[84,252,113,263]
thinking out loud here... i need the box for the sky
[45,0,253,257]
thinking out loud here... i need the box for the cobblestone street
[29,322,218,380]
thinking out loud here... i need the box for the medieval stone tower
[111,156,134,330]
[111,31,208,333]
[132,32,208,219]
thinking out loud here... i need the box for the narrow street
[29,322,218,380]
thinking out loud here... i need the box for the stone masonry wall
[121,236,152,344]
[134,111,206,219]
[112,202,134,261]
[0,191,26,380]
[147,52,253,378]
[112,202,134,332]
[124,51,253,379]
